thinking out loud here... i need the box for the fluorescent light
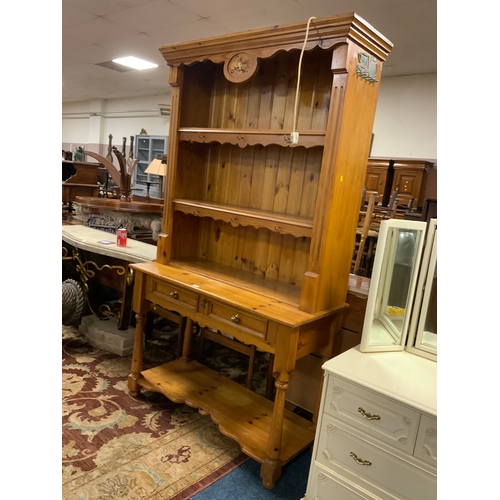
[112,56,158,70]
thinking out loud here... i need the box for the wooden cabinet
[133,135,167,197]
[391,159,433,208]
[128,14,392,489]
[62,160,100,204]
[364,158,392,205]
[303,348,437,499]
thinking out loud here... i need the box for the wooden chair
[352,193,377,275]
[387,191,415,219]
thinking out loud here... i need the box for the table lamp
[144,155,167,199]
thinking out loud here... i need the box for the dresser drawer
[324,375,420,454]
[316,414,436,500]
[414,414,437,468]
[306,462,378,499]
[206,300,267,340]
[147,278,199,313]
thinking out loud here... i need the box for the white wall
[62,74,437,161]
[62,95,171,155]
[372,74,437,160]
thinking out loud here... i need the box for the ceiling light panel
[112,56,159,70]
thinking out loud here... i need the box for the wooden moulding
[159,13,393,67]
[137,359,315,465]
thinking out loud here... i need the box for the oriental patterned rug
[62,318,270,500]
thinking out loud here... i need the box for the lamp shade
[144,158,167,176]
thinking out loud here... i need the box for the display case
[133,135,167,197]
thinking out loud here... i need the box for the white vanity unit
[305,348,436,499]
[303,219,437,500]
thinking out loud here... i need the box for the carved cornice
[159,13,393,67]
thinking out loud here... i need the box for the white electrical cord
[291,16,317,145]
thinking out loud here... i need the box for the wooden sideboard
[364,158,435,208]
[62,160,100,204]
[127,14,393,489]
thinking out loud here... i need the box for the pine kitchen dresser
[127,13,393,489]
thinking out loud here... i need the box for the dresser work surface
[321,347,436,416]
[303,347,437,500]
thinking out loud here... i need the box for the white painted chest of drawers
[303,347,437,500]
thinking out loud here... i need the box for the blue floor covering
[190,447,312,500]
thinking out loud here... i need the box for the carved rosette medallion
[356,51,378,83]
[224,52,258,83]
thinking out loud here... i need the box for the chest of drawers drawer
[323,374,421,455]
[316,414,436,500]
[306,462,377,499]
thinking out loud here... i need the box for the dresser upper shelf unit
[158,16,393,314]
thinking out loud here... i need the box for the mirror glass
[360,220,427,352]
[407,219,437,360]
[418,259,437,349]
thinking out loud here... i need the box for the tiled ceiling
[62,0,437,104]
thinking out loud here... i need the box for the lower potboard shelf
[138,358,315,464]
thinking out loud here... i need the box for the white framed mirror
[406,218,437,361]
[360,219,427,352]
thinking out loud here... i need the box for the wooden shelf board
[178,128,325,148]
[174,199,313,238]
[138,359,315,464]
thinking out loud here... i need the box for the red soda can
[116,228,127,246]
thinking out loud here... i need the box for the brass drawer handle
[358,407,380,420]
[169,291,179,299]
[230,314,241,324]
[350,452,372,466]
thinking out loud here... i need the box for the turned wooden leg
[260,376,287,489]
[128,311,145,396]
[260,327,299,489]
[181,317,194,362]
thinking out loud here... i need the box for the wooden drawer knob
[169,291,179,299]
[230,314,241,323]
